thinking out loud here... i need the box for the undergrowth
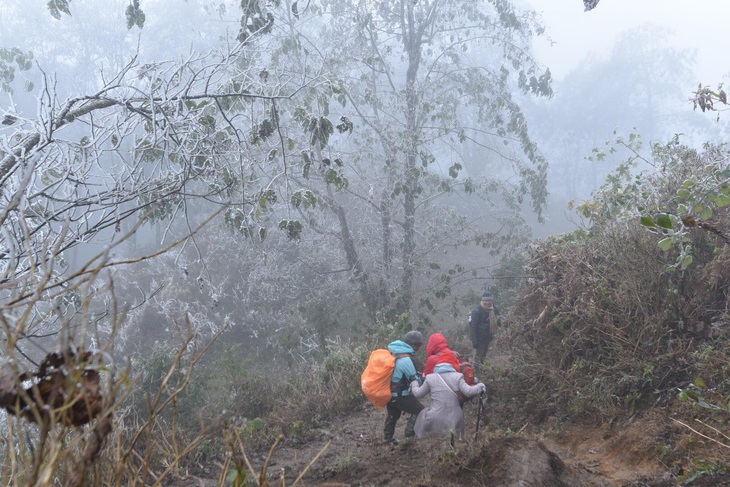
[491,140,730,479]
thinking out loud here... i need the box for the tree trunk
[398,0,424,314]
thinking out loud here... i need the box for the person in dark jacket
[469,292,501,364]
[383,330,425,445]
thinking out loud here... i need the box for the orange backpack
[457,353,476,386]
[361,349,398,409]
[433,351,476,386]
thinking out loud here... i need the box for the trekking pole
[474,391,485,442]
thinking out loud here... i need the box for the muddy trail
[175,350,730,486]
[182,394,679,487]
[247,402,664,486]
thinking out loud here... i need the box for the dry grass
[487,143,730,478]
[500,221,730,419]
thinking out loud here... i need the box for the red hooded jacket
[423,333,460,376]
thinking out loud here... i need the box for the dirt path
[176,347,677,486]
[216,398,671,487]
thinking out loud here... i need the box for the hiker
[423,332,478,407]
[383,330,425,445]
[409,354,486,439]
[423,332,460,376]
[469,291,501,365]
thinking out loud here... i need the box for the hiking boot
[384,437,399,446]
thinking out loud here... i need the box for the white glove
[478,383,487,394]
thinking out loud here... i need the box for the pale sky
[525,0,730,84]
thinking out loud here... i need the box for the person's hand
[478,383,487,394]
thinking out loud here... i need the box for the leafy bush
[504,138,730,422]
[125,340,217,435]
[281,341,370,425]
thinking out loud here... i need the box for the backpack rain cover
[361,349,396,409]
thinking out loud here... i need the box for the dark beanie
[403,330,423,346]
[481,292,494,301]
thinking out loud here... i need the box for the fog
[1,0,727,360]
[517,0,730,234]
[527,0,730,83]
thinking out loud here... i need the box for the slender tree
[284,0,553,318]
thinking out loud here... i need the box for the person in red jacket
[411,335,486,439]
[423,333,460,376]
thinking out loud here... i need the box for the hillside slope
[189,344,726,487]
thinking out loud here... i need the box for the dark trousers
[384,394,424,440]
[474,337,492,365]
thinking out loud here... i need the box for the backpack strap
[391,353,415,396]
[435,372,459,399]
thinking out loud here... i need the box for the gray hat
[481,292,494,301]
[403,330,423,346]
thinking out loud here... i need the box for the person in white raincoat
[410,362,486,439]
